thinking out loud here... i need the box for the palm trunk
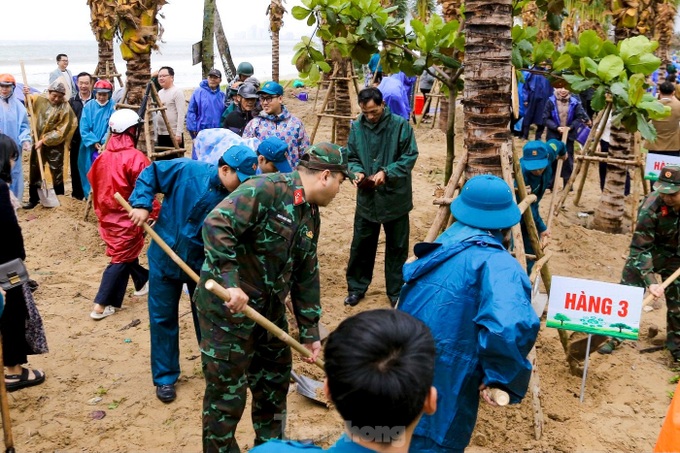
[272,31,280,83]
[94,39,115,78]
[214,8,236,81]
[592,125,632,232]
[269,0,285,83]
[463,0,513,177]
[202,0,216,78]
[124,52,151,106]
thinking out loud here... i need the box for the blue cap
[521,141,550,171]
[258,81,284,96]
[257,137,292,173]
[222,145,258,182]
[451,175,521,229]
[546,139,566,157]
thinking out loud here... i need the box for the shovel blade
[567,333,608,361]
[291,371,327,405]
[38,180,60,208]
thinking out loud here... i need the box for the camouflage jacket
[626,191,680,286]
[196,171,321,343]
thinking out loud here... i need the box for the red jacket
[87,134,158,263]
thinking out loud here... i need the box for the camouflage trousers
[199,309,292,453]
[622,256,680,358]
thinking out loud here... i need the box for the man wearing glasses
[243,81,310,169]
[49,54,76,99]
[156,66,186,156]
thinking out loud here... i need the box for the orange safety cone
[655,381,680,452]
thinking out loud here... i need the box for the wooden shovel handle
[113,192,325,371]
[20,62,47,180]
[643,265,680,306]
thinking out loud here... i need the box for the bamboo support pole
[546,127,569,231]
[423,153,467,242]
[631,133,642,232]
[575,155,640,166]
[573,104,612,206]
[517,194,538,214]
[150,84,181,150]
[309,74,337,143]
[555,103,611,212]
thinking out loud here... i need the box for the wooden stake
[631,132,641,232]
[423,152,467,242]
[546,127,569,231]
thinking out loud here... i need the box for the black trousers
[70,138,84,200]
[94,259,149,308]
[28,144,65,204]
[346,213,409,299]
[1,285,29,367]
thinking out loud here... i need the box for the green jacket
[624,191,680,286]
[348,106,419,223]
[196,172,321,344]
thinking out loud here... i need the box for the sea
[0,39,303,91]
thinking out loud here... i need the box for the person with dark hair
[87,109,159,320]
[0,133,48,392]
[22,81,77,209]
[0,73,31,203]
[344,86,418,308]
[644,81,680,157]
[49,54,76,99]
[256,136,293,173]
[222,83,259,136]
[156,66,186,157]
[127,145,257,403]
[195,143,351,452]
[543,81,590,187]
[243,81,310,168]
[68,72,95,200]
[398,175,540,452]
[251,309,438,452]
[186,69,226,140]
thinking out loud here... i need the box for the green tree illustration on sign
[554,313,570,326]
[610,323,632,333]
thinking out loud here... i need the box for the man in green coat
[345,87,419,307]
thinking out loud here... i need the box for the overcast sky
[0,0,312,42]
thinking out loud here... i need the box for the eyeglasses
[59,59,68,63]
[260,96,276,103]
[158,74,171,78]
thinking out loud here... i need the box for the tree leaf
[619,35,655,61]
[512,47,524,69]
[636,113,656,142]
[625,53,661,76]
[610,82,630,104]
[581,57,599,76]
[292,6,311,20]
[639,101,671,120]
[592,85,607,111]
[628,73,646,106]
[308,64,321,84]
[571,78,596,92]
[597,55,625,82]
[552,53,573,71]
[533,40,555,66]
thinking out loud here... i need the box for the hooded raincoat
[377,72,416,120]
[87,133,157,263]
[186,80,226,136]
[0,93,31,200]
[398,222,540,451]
[243,105,310,168]
[347,106,418,223]
[79,99,115,195]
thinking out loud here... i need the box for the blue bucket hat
[521,141,550,171]
[546,139,566,157]
[257,137,292,173]
[257,81,284,96]
[451,175,521,229]
[222,145,258,182]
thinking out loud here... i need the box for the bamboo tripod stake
[546,127,570,232]
[113,193,324,371]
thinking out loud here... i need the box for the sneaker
[90,305,115,320]
[133,282,149,297]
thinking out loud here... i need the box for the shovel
[291,371,328,406]
[20,62,59,208]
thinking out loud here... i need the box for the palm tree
[268,0,286,83]
[87,0,120,82]
[593,0,655,232]
[202,0,216,78]
[654,0,678,72]
[116,0,167,105]
[462,0,513,177]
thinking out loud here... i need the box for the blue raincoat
[186,80,226,137]
[79,100,114,195]
[128,158,231,386]
[0,94,31,200]
[522,70,552,128]
[378,73,415,120]
[398,222,540,451]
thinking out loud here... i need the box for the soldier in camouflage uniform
[194,143,352,453]
[620,165,680,359]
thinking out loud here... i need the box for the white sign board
[644,152,680,181]
[546,276,644,340]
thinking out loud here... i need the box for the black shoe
[156,384,176,403]
[388,296,399,307]
[27,279,39,293]
[22,201,38,210]
[344,293,365,307]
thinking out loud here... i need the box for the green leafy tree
[610,322,632,333]
[554,313,570,326]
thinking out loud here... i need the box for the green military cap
[655,165,680,194]
[298,142,355,180]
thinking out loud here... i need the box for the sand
[6,90,676,452]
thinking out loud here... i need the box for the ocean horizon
[0,39,303,91]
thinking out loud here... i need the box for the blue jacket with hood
[186,80,226,135]
[398,222,540,451]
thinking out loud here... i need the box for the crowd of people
[1,49,680,453]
